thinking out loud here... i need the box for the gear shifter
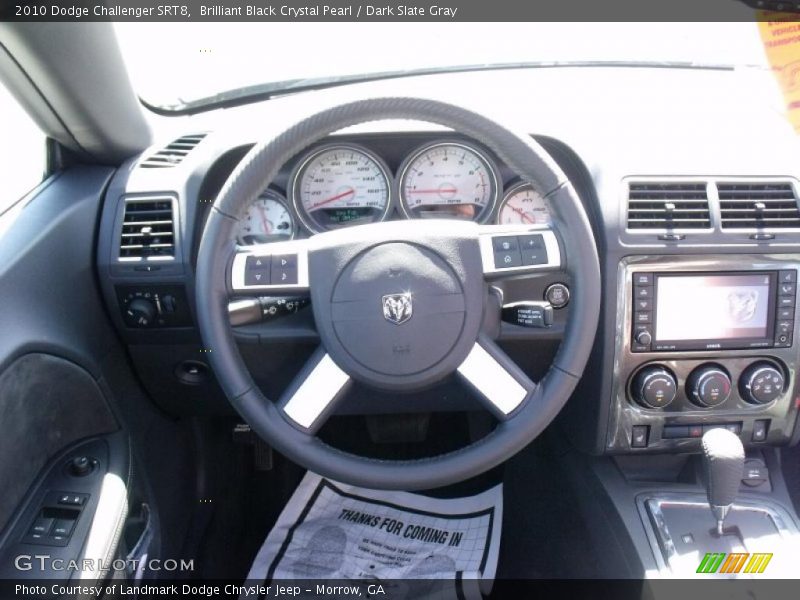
[701,428,745,535]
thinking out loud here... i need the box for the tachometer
[292,144,391,232]
[399,142,498,222]
[236,190,295,245]
[498,183,552,226]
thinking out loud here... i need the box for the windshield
[115,22,770,111]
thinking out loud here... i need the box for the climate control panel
[628,359,787,412]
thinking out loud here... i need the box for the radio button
[779,296,795,308]
[776,332,793,347]
[634,298,651,311]
[778,282,796,296]
[634,312,652,324]
[634,273,653,286]
[777,320,793,335]
[779,269,797,284]
[778,307,795,320]
[635,330,653,346]
[634,287,652,299]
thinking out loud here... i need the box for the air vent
[119,197,175,260]
[140,133,206,168]
[718,182,800,229]
[626,182,711,230]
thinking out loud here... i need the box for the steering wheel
[196,97,600,491]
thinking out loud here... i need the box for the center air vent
[718,182,800,229]
[140,133,206,168]
[626,182,711,230]
[119,197,175,260]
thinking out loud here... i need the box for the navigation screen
[655,274,773,342]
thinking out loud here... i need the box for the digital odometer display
[292,144,391,232]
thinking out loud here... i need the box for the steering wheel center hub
[329,242,466,378]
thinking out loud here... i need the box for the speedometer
[236,190,295,245]
[399,141,498,222]
[498,183,552,226]
[291,144,391,232]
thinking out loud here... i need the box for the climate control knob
[687,365,731,408]
[632,366,677,409]
[739,363,785,405]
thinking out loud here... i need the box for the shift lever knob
[701,428,744,534]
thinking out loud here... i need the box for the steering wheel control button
[493,248,522,268]
[740,363,785,404]
[631,366,677,409]
[244,256,272,285]
[492,236,519,252]
[516,234,549,265]
[687,365,732,408]
[502,301,553,328]
[520,247,548,266]
[480,229,561,275]
[544,283,570,308]
[631,425,649,448]
[245,269,269,286]
[246,256,269,270]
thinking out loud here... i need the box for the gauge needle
[257,205,272,233]
[311,189,354,210]
[508,205,535,224]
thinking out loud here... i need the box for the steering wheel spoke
[456,336,537,420]
[478,225,562,279]
[230,238,310,293]
[278,347,351,434]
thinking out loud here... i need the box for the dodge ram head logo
[382,293,413,325]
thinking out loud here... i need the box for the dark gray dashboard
[95,65,800,455]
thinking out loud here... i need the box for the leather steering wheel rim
[196,97,600,491]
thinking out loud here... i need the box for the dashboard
[94,65,800,457]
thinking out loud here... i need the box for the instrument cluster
[234,138,553,245]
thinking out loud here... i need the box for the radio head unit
[632,270,796,352]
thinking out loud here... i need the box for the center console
[608,255,800,453]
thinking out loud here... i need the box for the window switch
[30,517,54,536]
[52,519,75,537]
